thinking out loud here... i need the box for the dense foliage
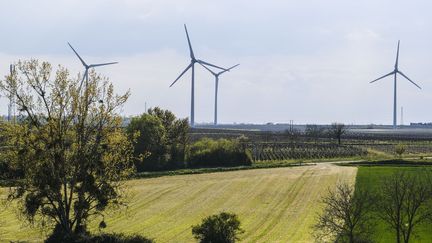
[46,231,153,243]
[126,107,189,171]
[0,60,134,238]
[192,212,243,243]
[187,138,252,168]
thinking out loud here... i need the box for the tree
[305,124,325,142]
[314,182,375,243]
[0,60,134,239]
[192,212,244,243]
[127,114,168,171]
[395,144,406,158]
[126,108,189,171]
[148,107,189,166]
[329,123,347,145]
[377,171,432,243]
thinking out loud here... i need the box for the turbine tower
[200,63,239,125]
[370,40,421,129]
[170,24,227,127]
[8,64,15,123]
[67,42,118,91]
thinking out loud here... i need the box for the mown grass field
[0,164,356,242]
[355,166,432,243]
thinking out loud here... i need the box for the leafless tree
[377,171,432,243]
[314,182,375,243]
[305,124,325,142]
[329,123,347,145]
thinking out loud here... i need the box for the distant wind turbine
[370,40,421,129]
[169,24,227,127]
[67,42,118,91]
[200,63,239,125]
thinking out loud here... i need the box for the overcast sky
[0,0,431,124]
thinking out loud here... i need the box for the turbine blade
[398,70,421,89]
[218,63,240,75]
[228,63,240,71]
[197,60,227,71]
[170,63,193,87]
[67,42,88,67]
[198,62,216,76]
[370,71,395,83]
[395,40,400,69]
[184,24,195,59]
[89,62,118,68]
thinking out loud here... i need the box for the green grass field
[0,164,356,242]
[355,166,432,243]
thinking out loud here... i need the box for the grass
[135,160,309,179]
[0,164,356,242]
[355,166,432,243]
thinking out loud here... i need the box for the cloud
[0,0,431,124]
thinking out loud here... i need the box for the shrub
[45,229,153,243]
[187,138,252,168]
[89,233,153,243]
[192,212,243,243]
[395,144,406,157]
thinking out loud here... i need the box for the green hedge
[187,138,252,168]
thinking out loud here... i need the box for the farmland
[0,163,356,242]
[249,142,367,162]
[191,127,432,164]
[3,126,432,242]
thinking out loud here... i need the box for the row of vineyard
[248,143,367,161]
[362,144,432,155]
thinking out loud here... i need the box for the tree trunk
[396,227,401,243]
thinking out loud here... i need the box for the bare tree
[377,171,432,243]
[305,124,325,142]
[329,123,347,145]
[314,182,375,243]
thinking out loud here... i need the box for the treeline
[0,107,252,180]
[126,107,252,172]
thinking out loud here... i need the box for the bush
[395,144,406,157]
[45,228,153,243]
[89,233,153,243]
[187,138,252,168]
[192,212,243,243]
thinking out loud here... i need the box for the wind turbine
[67,42,118,91]
[370,40,421,129]
[200,63,239,125]
[170,24,227,127]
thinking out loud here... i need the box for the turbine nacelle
[67,42,118,90]
[170,25,228,88]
